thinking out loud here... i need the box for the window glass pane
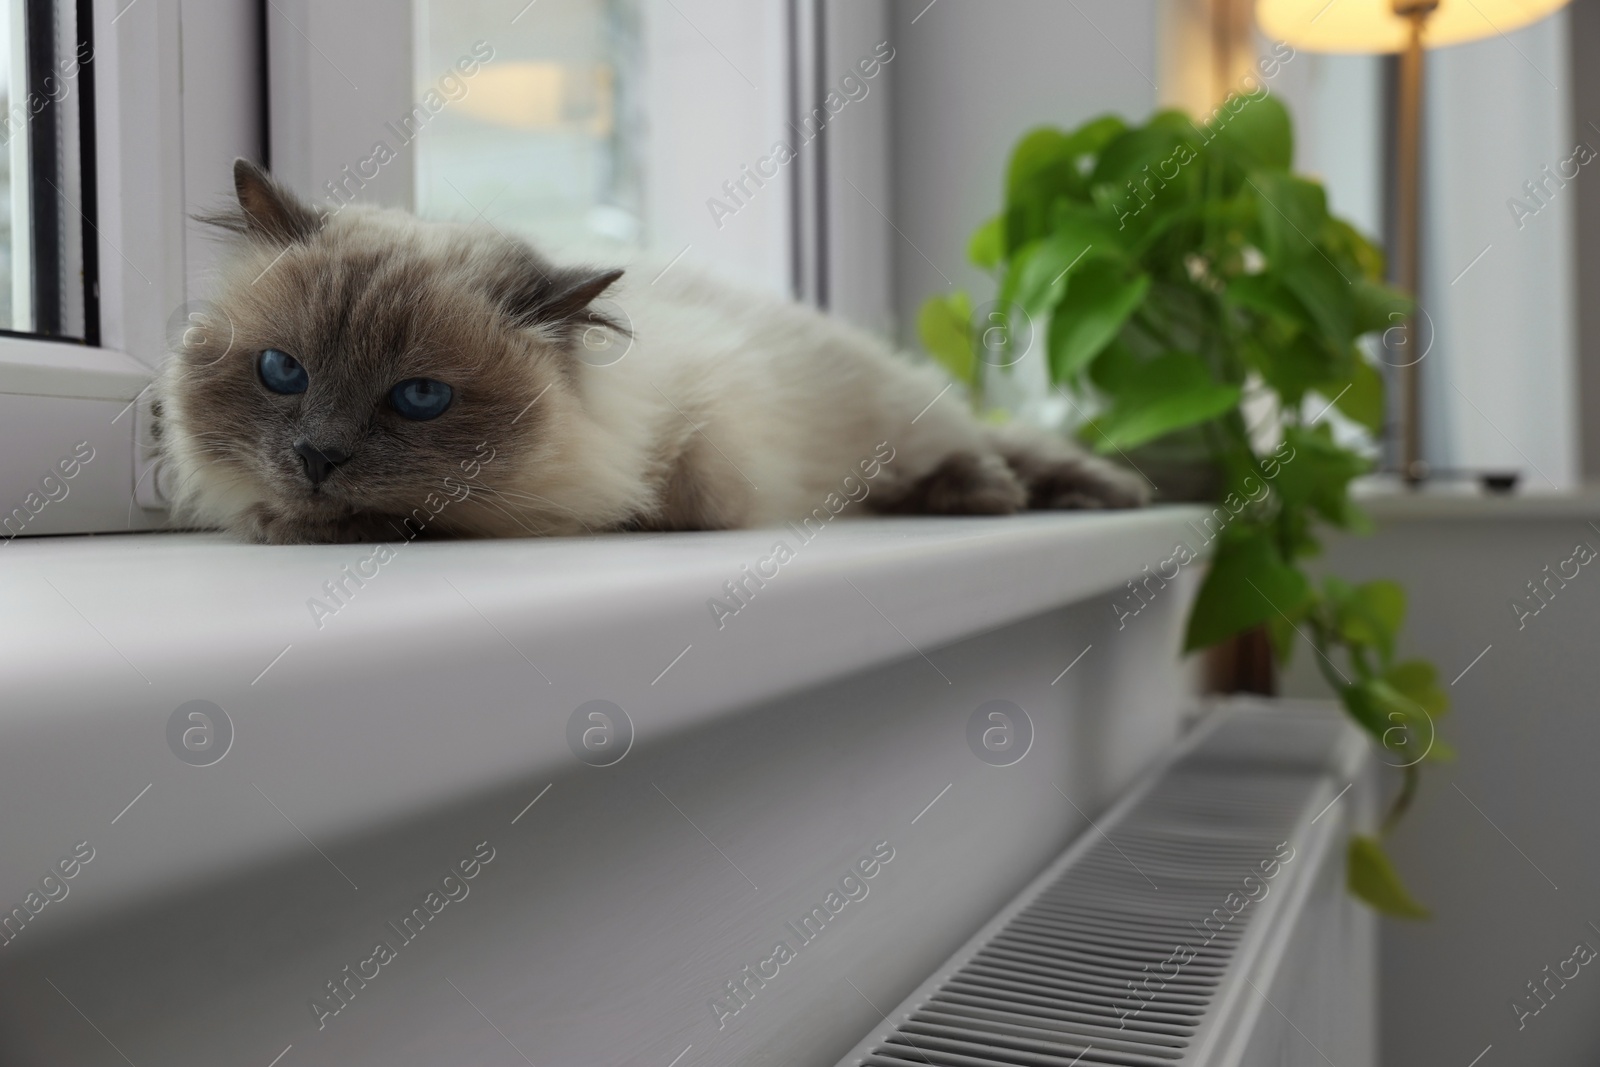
[413,0,644,249]
[0,0,26,331]
[0,0,90,341]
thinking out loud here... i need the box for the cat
[155,159,1145,544]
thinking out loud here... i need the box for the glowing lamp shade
[1257,0,1570,53]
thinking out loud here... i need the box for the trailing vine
[921,96,1444,917]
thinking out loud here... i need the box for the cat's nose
[292,437,351,486]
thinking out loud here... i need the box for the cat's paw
[877,452,1027,515]
[1010,454,1149,510]
[236,504,397,544]
[236,505,328,544]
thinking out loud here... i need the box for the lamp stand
[1394,0,1437,485]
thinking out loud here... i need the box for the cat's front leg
[236,504,401,544]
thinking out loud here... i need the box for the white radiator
[833,701,1377,1067]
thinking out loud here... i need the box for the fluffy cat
[155,160,1144,544]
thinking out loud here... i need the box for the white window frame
[267,0,804,295]
[266,0,893,326]
[0,0,259,539]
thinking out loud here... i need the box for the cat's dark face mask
[167,159,624,544]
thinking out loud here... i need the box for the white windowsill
[0,335,153,400]
[1354,478,1600,521]
[4,508,1207,922]
[10,509,1208,718]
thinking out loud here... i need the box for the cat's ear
[535,267,626,325]
[212,158,325,244]
[503,262,626,335]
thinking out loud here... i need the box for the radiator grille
[841,706,1361,1067]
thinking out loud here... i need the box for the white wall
[1281,501,1600,1065]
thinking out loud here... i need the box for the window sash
[265,0,893,330]
[0,0,262,538]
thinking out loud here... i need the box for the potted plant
[921,93,1445,918]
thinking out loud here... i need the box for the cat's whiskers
[466,482,597,535]
[472,494,559,538]
[453,483,566,537]
[469,481,577,515]
[162,461,235,508]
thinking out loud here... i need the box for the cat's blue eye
[257,348,309,394]
[389,378,454,421]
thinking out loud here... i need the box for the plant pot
[1116,438,1225,503]
[1204,625,1276,695]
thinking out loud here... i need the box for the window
[0,0,93,340]
[275,0,892,309]
[0,0,258,539]
[413,0,646,250]
[0,0,28,332]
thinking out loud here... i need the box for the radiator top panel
[840,706,1359,1067]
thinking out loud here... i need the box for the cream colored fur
[159,179,1142,543]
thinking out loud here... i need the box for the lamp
[1255,0,1571,484]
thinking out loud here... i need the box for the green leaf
[1004,119,1127,252]
[1273,424,1371,531]
[1280,255,1354,350]
[1354,672,1446,761]
[1337,579,1405,662]
[968,216,1004,271]
[1004,129,1076,252]
[1325,216,1388,281]
[1228,273,1311,328]
[1249,333,1340,408]
[917,292,975,388]
[1047,261,1151,383]
[1348,836,1429,919]
[1094,352,1241,452]
[1007,129,1072,196]
[1278,505,1323,560]
[1323,357,1384,434]
[1344,499,1376,537]
[1386,659,1448,718]
[1090,119,1191,189]
[1341,675,1435,768]
[1087,340,1140,395]
[1340,678,1400,744]
[1185,526,1311,651]
[1005,205,1125,313]
[1060,113,1131,163]
[1351,279,1411,337]
[1251,172,1330,267]
[1360,659,1450,764]
[1089,115,1203,240]
[1209,93,1293,171]
[1007,116,1126,202]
